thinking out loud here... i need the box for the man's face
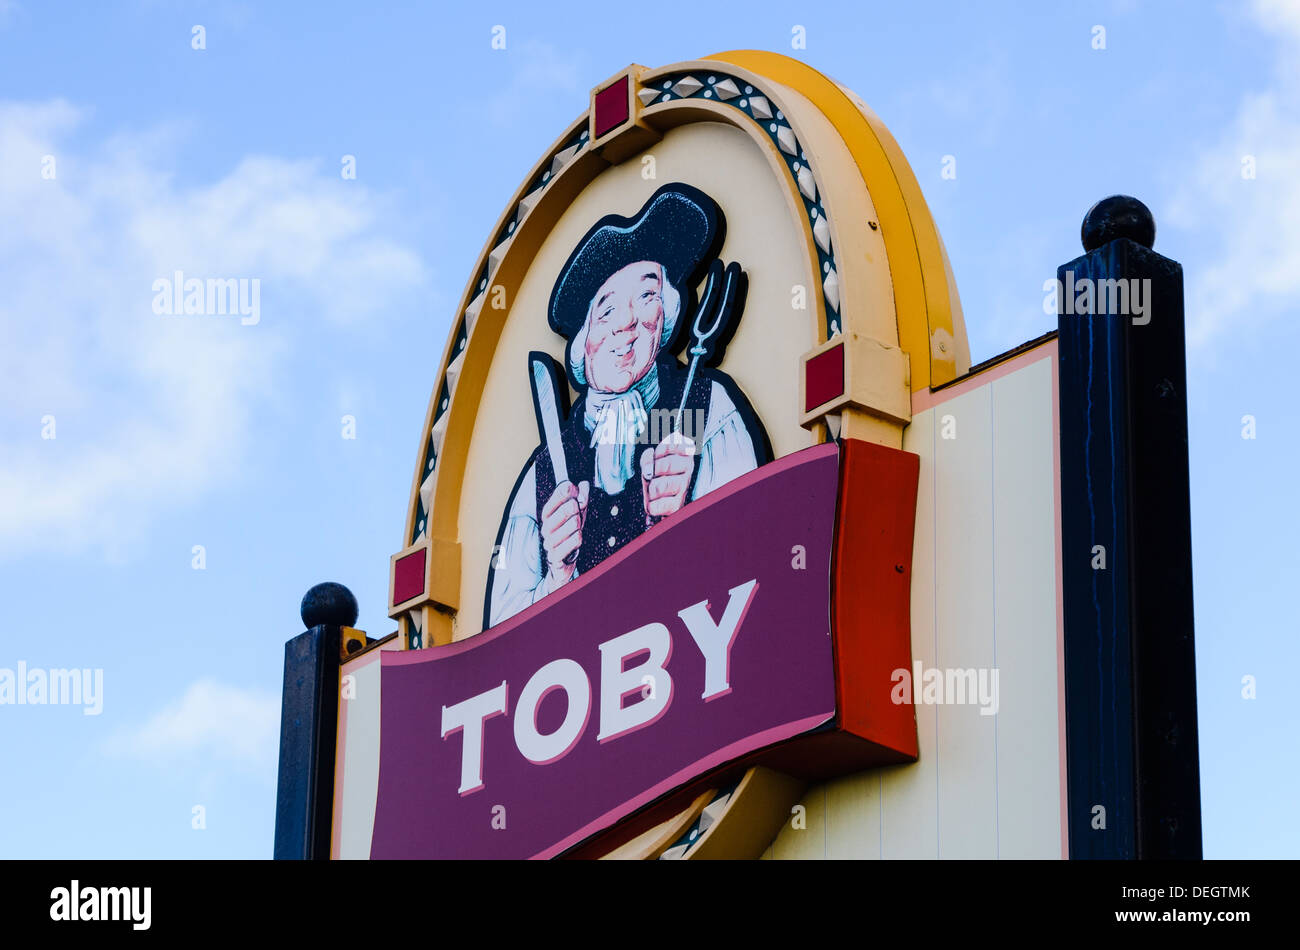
[584,260,665,393]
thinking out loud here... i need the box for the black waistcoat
[534,359,713,577]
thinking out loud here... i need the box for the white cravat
[583,365,660,495]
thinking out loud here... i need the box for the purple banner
[370,444,840,859]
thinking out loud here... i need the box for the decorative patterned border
[643,72,842,338]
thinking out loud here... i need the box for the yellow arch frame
[386,51,970,860]
[395,50,968,650]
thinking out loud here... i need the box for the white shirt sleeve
[488,461,578,627]
[690,382,759,501]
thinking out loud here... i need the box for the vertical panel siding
[825,771,882,858]
[991,356,1063,857]
[770,347,1063,860]
[335,654,383,859]
[932,387,998,858]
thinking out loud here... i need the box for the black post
[273,582,358,860]
[1057,196,1202,859]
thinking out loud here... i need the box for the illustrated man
[485,183,769,629]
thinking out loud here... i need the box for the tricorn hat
[548,182,724,341]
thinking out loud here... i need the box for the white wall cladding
[766,344,1065,860]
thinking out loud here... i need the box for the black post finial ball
[301,582,359,629]
[1081,195,1155,252]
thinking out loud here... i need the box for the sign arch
[394,53,967,651]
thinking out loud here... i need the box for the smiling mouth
[610,341,634,359]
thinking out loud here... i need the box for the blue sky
[0,0,1296,858]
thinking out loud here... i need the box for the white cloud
[103,678,280,771]
[0,100,426,558]
[1252,0,1300,40]
[1166,1,1300,351]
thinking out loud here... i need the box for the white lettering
[597,623,674,742]
[676,579,758,699]
[441,681,508,795]
[50,880,151,931]
[513,659,590,764]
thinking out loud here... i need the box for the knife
[530,355,569,486]
[529,354,579,566]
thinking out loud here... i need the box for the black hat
[548,182,724,340]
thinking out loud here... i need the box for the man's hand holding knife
[540,478,589,588]
[531,354,589,590]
